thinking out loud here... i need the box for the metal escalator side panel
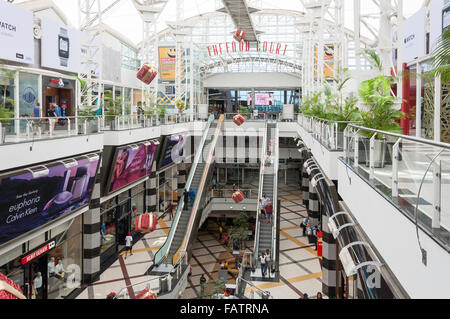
[172,115,225,265]
[153,115,215,266]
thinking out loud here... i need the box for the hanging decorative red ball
[135,288,157,299]
[0,272,26,299]
[233,29,245,42]
[232,190,245,204]
[135,213,157,233]
[233,114,245,126]
[137,63,158,85]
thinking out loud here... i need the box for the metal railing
[297,113,359,151]
[114,251,189,299]
[344,124,450,248]
[271,123,279,273]
[0,116,101,144]
[236,252,272,299]
[153,115,215,266]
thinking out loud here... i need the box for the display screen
[59,37,69,52]
[0,154,101,246]
[107,142,158,194]
[247,93,275,106]
[158,135,186,170]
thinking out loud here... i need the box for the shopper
[259,253,266,277]
[265,249,272,278]
[168,202,175,220]
[223,232,230,247]
[55,258,65,281]
[184,189,190,211]
[301,217,309,236]
[46,104,58,134]
[124,232,133,258]
[54,103,62,117]
[306,224,314,244]
[33,272,43,299]
[265,201,273,225]
[188,188,196,207]
[200,274,207,295]
[316,292,323,299]
[259,199,266,221]
[303,293,309,299]
[262,194,270,208]
[212,178,217,190]
[313,225,318,250]
[32,102,42,134]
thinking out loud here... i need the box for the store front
[0,215,83,299]
[99,183,146,267]
[42,76,75,117]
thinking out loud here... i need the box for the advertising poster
[159,135,186,169]
[247,93,275,106]
[0,154,101,246]
[314,44,334,79]
[159,47,183,81]
[41,17,80,73]
[108,142,158,194]
[402,7,426,63]
[0,1,34,64]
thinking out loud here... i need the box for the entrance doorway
[44,87,73,117]
[23,255,48,299]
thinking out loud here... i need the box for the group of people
[259,194,274,225]
[31,102,69,135]
[300,217,322,250]
[183,187,196,210]
[259,249,273,278]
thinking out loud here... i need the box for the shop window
[19,72,39,117]
[130,191,145,233]
[100,207,117,256]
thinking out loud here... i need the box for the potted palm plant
[158,104,167,124]
[357,50,405,168]
[175,99,186,117]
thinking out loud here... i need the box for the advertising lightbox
[41,18,80,73]
[0,1,34,64]
[158,135,186,170]
[107,141,158,194]
[0,153,101,246]
[159,47,182,81]
[248,93,275,106]
[402,7,426,63]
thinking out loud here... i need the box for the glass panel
[19,72,39,118]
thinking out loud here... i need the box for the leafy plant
[0,62,15,123]
[239,105,249,117]
[157,104,167,118]
[228,212,249,249]
[210,278,227,299]
[430,27,450,82]
[175,99,186,115]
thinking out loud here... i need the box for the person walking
[265,249,272,278]
[200,274,207,296]
[46,104,58,134]
[265,201,273,225]
[124,232,133,259]
[188,188,196,207]
[262,194,270,208]
[183,189,190,211]
[212,178,217,190]
[32,103,42,135]
[301,217,309,236]
[223,233,230,247]
[168,202,175,220]
[259,199,266,221]
[259,252,266,277]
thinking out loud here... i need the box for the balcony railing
[343,124,450,250]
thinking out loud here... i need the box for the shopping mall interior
[0,0,449,301]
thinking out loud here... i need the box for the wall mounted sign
[206,41,289,57]
[21,241,56,265]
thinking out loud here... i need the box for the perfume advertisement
[0,1,34,64]
[108,142,158,194]
[158,135,186,170]
[0,155,100,246]
[41,17,80,73]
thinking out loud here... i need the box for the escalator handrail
[253,121,268,265]
[153,115,215,266]
[172,115,225,265]
[271,123,279,270]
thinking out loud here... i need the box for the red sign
[206,40,288,57]
[317,232,323,257]
[21,241,56,265]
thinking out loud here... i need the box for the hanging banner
[314,44,335,79]
[159,47,179,81]
[0,1,34,64]
[206,41,288,57]
[41,18,80,73]
[402,7,427,63]
[0,154,101,246]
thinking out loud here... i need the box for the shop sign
[206,41,289,57]
[402,7,426,63]
[49,78,68,87]
[21,241,55,265]
[0,1,34,64]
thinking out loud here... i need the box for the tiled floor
[76,180,323,299]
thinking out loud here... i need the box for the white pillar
[416,62,422,138]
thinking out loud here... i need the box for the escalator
[152,115,224,272]
[252,121,280,279]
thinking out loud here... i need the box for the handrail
[348,124,450,150]
[172,114,225,265]
[253,121,268,266]
[271,122,279,272]
[153,115,215,266]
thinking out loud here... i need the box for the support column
[83,158,102,284]
[321,205,337,298]
[146,161,157,213]
[307,180,320,227]
[301,166,309,209]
